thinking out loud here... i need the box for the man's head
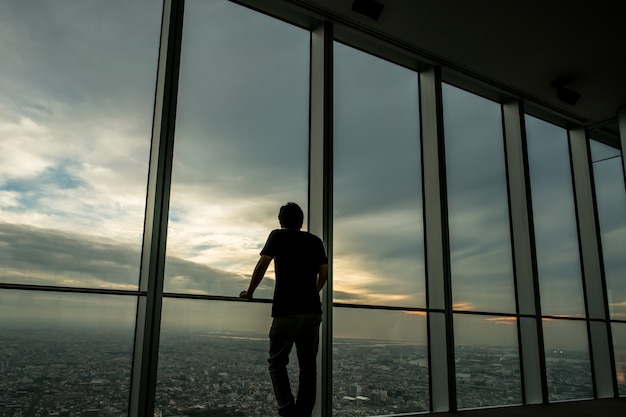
[278,202,304,229]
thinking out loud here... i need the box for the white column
[569,127,615,398]
[420,66,454,412]
[309,21,333,417]
[502,101,545,404]
[129,0,185,415]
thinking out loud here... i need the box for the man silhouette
[240,202,328,417]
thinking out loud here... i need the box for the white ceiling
[293,0,626,139]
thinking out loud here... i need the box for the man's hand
[239,255,272,300]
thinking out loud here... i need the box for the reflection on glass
[157,298,287,417]
[526,116,585,317]
[590,140,626,321]
[333,307,429,415]
[442,84,515,313]
[0,290,136,413]
[611,322,626,395]
[542,319,593,401]
[0,0,161,289]
[454,314,521,409]
[333,42,424,307]
[165,0,309,297]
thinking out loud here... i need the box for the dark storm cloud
[0,222,256,296]
[164,255,274,299]
[332,290,368,303]
[0,222,141,287]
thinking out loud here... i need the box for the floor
[431,398,626,417]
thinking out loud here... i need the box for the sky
[0,0,625,351]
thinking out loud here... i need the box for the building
[0,0,625,416]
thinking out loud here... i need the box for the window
[442,84,521,408]
[0,290,136,414]
[590,139,626,396]
[164,0,310,297]
[0,1,161,414]
[525,116,593,399]
[0,0,161,289]
[526,116,586,317]
[454,314,522,407]
[158,1,310,414]
[611,322,626,395]
[156,299,279,416]
[442,85,516,314]
[333,42,428,415]
[333,309,428,414]
[542,319,593,400]
[3,0,624,413]
[590,140,626,322]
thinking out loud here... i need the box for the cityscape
[0,327,620,417]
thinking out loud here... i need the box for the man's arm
[316,263,328,291]
[239,254,273,299]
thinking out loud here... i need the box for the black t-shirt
[260,228,328,317]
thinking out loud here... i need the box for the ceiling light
[351,0,384,22]
[551,78,581,106]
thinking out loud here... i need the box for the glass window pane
[590,140,626,321]
[454,314,522,408]
[165,0,310,297]
[612,322,626,396]
[542,319,593,401]
[157,298,284,416]
[442,84,515,313]
[333,307,429,415]
[0,0,161,289]
[0,290,136,413]
[525,116,586,317]
[333,42,424,308]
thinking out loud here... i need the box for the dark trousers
[268,313,322,417]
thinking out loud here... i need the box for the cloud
[525,116,596,316]
[2,0,620,347]
[333,194,426,307]
[334,42,421,218]
[0,222,141,288]
[0,0,160,249]
[0,222,266,299]
[485,316,517,325]
[172,0,310,188]
[332,290,368,303]
[448,204,517,313]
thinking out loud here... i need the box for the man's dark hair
[279,202,304,229]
